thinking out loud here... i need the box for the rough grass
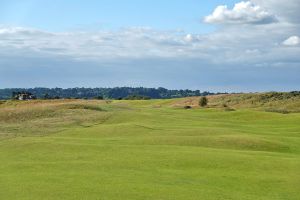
[0,97,300,200]
[0,100,111,138]
[169,92,300,113]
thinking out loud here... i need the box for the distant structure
[12,92,36,100]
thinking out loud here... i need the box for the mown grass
[0,97,300,200]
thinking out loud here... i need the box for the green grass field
[0,96,300,200]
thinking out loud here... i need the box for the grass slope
[171,92,300,113]
[0,97,300,200]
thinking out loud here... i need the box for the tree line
[0,87,219,100]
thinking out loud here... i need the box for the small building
[13,92,36,100]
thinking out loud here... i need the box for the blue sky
[0,0,237,32]
[0,0,299,91]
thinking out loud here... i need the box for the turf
[0,98,300,200]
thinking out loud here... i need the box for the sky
[0,0,299,91]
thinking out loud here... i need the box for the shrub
[199,97,208,107]
[184,106,192,109]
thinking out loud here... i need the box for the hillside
[171,92,300,113]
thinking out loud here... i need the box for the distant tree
[0,87,214,100]
[199,96,208,107]
[44,93,51,99]
[11,92,17,100]
[124,95,151,100]
[94,96,104,100]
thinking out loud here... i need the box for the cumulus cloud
[252,0,300,24]
[204,1,277,25]
[282,36,300,46]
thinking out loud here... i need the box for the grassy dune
[171,92,300,113]
[0,95,300,199]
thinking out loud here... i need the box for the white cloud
[252,0,300,24]
[204,1,277,25]
[0,1,298,66]
[0,24,299,65]
[184,34,194,42]
[282,36,300,46]
[0,26,199,60]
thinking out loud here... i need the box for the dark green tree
[11,92,17,100]
[199,96,208,107]
[44,93,51,99]
[95,96,104,100]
